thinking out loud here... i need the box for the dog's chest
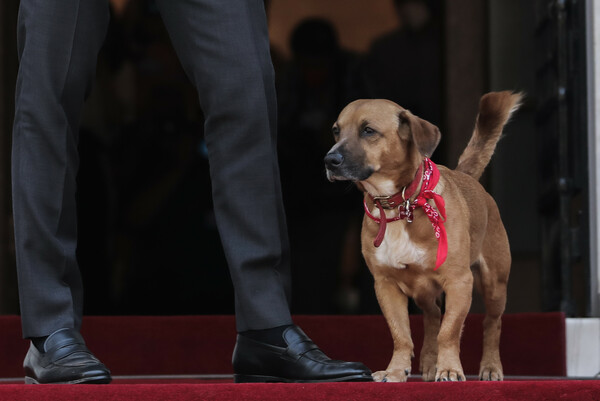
[373,225,427,269]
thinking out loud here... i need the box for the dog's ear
[399,110,441,158]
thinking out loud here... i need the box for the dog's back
[456,91,523,180]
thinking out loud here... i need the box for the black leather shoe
[24,328,112,384]
[232,325,373,383]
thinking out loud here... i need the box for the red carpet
[0,313,592,401]
[0,314,566,377]
[0,381,599,401]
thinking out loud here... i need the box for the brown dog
[324,91,521,382]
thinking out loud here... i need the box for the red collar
[367,162,424,210]
[364,158,448,270]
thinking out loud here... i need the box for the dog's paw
[372,371,388,382]
[421,364,437,382]
[435,366,465,382]
[420,353,437,382]
[372,368,410,383]
[479,364,503,381]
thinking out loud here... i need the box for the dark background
[0,0,593,317]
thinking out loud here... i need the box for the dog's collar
[368,162,424,210]
[364,157,448,270]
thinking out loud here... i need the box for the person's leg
[155,0,371,382]
[13,0,109,339]
[12,0,111,384]
[155,0,292,332]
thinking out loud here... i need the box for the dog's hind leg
[477,217,510,380]
[477,255,509,381]
[414,294,442,382]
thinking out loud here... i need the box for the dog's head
[324,99,440,194]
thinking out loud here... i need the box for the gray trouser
[12,0,292,338]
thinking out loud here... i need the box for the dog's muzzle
[324,152,344,170]
[324,151,345,182]
[324,149,373,182]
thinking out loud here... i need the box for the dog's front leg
[372,277,413,382]
[435,273,473,382]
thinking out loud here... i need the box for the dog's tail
[456,91,523,180]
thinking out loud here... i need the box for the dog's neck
[361,159,425,200]
[360,179,400,199]
[360,160,426,222]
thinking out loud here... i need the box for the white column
[566,318,600,377]
[586,0,600,317]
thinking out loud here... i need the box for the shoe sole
[234,374,373,383]
[25,375,112,384]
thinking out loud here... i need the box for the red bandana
[363,158,448,270]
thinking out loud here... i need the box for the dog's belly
[373,227,427,269]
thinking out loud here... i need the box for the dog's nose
[324,152,344,169]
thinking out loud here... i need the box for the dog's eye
[332,126,340,137]
[361,127,376,137]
